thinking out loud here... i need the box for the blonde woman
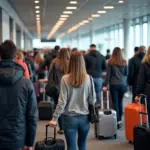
[15,51,30,79]
[48,48,70,134]
[49,51,96,150]
[136,46,150,123]
[103,47,127,129]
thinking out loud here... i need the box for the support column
[89,21,94,44]
[2,10,10,41]
[147,15,150,46]
[123,19,131,60]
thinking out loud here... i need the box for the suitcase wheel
[98,136,103,140]
[114,134,117,139]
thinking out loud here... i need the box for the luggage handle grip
[101,90,109,110]
[46,124,56,144]
[138,94,149,128]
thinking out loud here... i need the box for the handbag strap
[89,76,94,97]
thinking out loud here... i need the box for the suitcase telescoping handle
[139,94,149,128]
[101,90,109,110]
[46,124,56,143]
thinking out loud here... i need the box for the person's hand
[49,120,57,127]
[102,87,107,92]
[134,96,139,103]
[23,146,33,150]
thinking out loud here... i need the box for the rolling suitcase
[134,94,150,150]
[95,91,117,140]
[38,81,54,120]
[35,125,65,150]
[124,100,146,143]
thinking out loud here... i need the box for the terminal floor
[35,93,133,150]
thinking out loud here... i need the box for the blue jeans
[110,85,127,122]
[63,115,90,150]
[93,78,102,104]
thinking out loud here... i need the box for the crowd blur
[0,39,150,150]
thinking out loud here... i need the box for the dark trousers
[110,85,127,122]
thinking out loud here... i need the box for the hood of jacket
[0,60,24,85]
[89,50,101,58]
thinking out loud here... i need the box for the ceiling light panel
[70,1,77,4]
[91,14,100,17]
[35,1,39,3]
[63,11,73,14]
[36,10,40,13]
[104,6,114,9]
[59,18,67,21]
[61,15,69,18]
[119,0,124,3]
[35,6,40,9]
[66,6,77,10]
[97,10,106,14]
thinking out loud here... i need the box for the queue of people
[0,39,150,150]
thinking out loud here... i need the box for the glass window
[135,25,140,46]
[129,26,134,58]
[119,28,124,49]
[114,29,119,47]
[143,23,148,47]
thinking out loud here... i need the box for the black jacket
[0,60,38,149]
[85,50,106,78]
[127,52,145,86]
[137,62,150,99]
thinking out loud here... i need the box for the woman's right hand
[102,86,107,92]
[49,120,57,127]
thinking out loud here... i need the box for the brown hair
[142,46,150,64]
[68,51,87,88]
[15,50,24,60]
[109,47,126,66]
[53,48,70,74]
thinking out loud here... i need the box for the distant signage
[41,39,56,42]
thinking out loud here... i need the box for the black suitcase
[134,94,150,150]
[35,125,65,150]
[38,80,54,120]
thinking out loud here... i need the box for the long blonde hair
[53,48,70,74]
[142,46,150,63]
[15,50,24,60]
[68,51,87,88]
[109,47,126,65]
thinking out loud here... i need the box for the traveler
[128,46,146,101]
[136,46,150,123]
[0,40,38,150]
[105,49,111,60]
[49,51,96,150]
[85,44,106,105]
[103,47,127,129]
[15,50,30,79]
[48,48,70,134]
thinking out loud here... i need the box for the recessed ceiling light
[104,6,114,9]
[88,17,93,21]
[119,0,124,3]
[97,10,107,14]
[36,18,40,21]
[36,14,40,17]
[66,6,77,10]
[59,18,67,21]
[36,10,40,13]
[82,20,89,24]
[57,20,65,24]
[70,1,77,4]
[35,6,40,9]
[63,11,73,14]
[91,14,100,17]
[79,22,85,26]
[35,1,39,3]
[60,15,69,18]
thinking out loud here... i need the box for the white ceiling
[7,0,150,39]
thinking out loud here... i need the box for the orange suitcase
[124,102,146,143]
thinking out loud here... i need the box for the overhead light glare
[82,20,89,24]
[79,22,85,26]
[59,18,67,21]
[91,14,100,17]
[70,1,77,4]
[36,17,40,20]
[119,0,124,3]
[88,17,93,21]
[35,1,39,3]
[60,15,69,18]
[97,10,107,14]
[36,14,40,17]
[63,11,73,14]
[66,6,77,10]
[36,10,40,13]
[104,6,114,9]
[35,6,40,9]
